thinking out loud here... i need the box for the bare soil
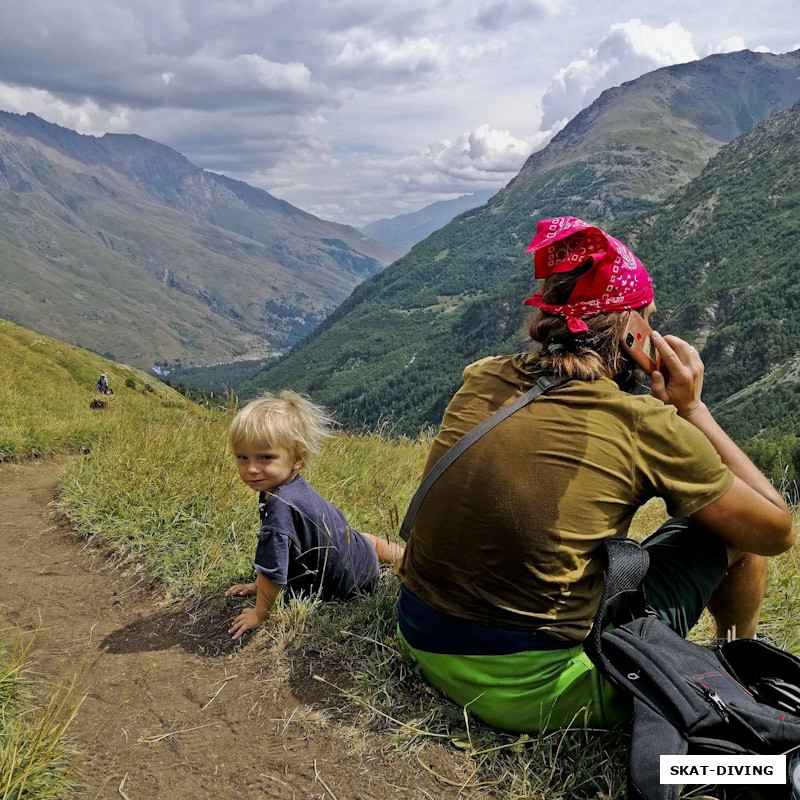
[0,458,468,800]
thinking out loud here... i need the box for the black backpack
[585,538,800,799]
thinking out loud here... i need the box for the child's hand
[225,582,257,597]
[229,607,265,639]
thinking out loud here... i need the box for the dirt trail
[0,459,463,800]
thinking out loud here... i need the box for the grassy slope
[0,315,427,598]
[0,317,194,461]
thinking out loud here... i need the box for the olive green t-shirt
[398,354,734,642]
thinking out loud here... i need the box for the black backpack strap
[583,537,650,677]
[629,699,685,800]
[398,375,568,542]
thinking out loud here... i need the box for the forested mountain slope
[245,50,800,432]
[623,102,800,442]
[0,113,400,369]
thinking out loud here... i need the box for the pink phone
[621,312,662,375]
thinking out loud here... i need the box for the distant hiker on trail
[396,216,794,733]
[96,372,112,394]
[226,390,404,640]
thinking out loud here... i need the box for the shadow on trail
[286,644,361,723]
[100,597,253,658]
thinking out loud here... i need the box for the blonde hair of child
[228,390,332,467]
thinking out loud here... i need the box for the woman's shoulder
[624,389,677,418]
[461,355,503,381]
[615,389,688,442]
[565,378,679,428]
[462,353,541,385]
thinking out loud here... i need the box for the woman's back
[398,353,729,642]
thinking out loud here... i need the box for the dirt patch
[0,458,470,799]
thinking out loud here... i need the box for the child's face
[233,440,302,493]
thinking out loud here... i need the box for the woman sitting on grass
[397,217,794,732]
[226,391,404,640]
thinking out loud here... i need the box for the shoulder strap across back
[398,374,568,542]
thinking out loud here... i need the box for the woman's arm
[651,332,794,555]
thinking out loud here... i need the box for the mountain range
[246,49,800,434]
[361,190,496,249]
[0,112,401,368]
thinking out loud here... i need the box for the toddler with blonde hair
[227,390,403,639]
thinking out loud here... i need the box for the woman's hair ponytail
[527,259,640,387]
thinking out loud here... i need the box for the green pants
[398,518,729,732]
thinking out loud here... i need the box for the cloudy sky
[0,1,797,226]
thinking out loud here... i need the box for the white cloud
[425,124,548,176]
[541,19,698,128]
[253,121,562,225]
[709,36,747,54]
[610,19,698,65]
[330,31,506,92]
[0,82,131,135]
[333,37,448,89]
[156,53,315,108]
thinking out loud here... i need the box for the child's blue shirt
[254,475,378,599]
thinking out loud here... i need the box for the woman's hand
[650,332,706,420]
[225,582,257,597]
[228,607,265,639]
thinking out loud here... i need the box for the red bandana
[523,216,653,333]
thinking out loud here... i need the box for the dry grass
[59,417,426,600]
[0,636,83,799]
